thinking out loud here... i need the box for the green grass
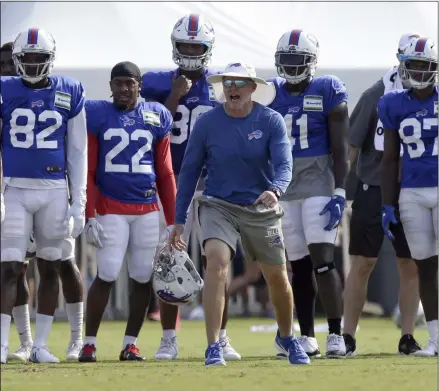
[1,318,437,391]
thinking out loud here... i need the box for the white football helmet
[398,37,437,90]
[152,244,204,306]
[275,29,319,84]
[171,14,215,71]
[12,27,56,83]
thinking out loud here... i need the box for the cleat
[413,339,438,357]
[220,336,241,361]
[343,333,356,357]
[326,334,346,359]
[398,334,421,355]
[78,343,97,362]
[66,341,83,361]
[1,345,8,364]
[205,341,226,366]
[274,331,310,365]
[154,337,178,360]
[297,336,321,358]
[30,346,60,363]
[119,344,145,361]
[8,344,32,362]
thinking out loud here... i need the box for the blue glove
[319,195,345,231]
[381,205,398,241]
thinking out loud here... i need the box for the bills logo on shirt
[434,101,438,116]
[208,85,216,101]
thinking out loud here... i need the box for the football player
[0,40,84,363]
[380,36,438,357]
[343,33,422,356]
[78,61,176,362]
[269,29,349,358]
[1,28,87,364]
[141,13,240,361]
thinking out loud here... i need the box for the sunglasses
[222,79,252,88]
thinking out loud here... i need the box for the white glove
[64,201,85,238]
[1,193,5,223]
[84,218,108,248]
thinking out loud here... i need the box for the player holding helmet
[141,13,240,362]
[78,61,176,362]
[268,29,349,358]
[0,28,87,364]
[380,36,438,357]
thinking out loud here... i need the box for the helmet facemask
[13,50,54,84]
[399,57,437,90]
[275,50,317,84]
[172,40,212,71]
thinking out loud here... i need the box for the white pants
[61,237,76,261]
[399,187,438,260]
[96,212,160,283]
[280,197,337,261]
[1,187,70,262]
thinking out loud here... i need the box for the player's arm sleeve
[377,94,399,131]
[175,116,207,225]
[154,135,176,225]
[327,76,349,113]
[155,107,176,225]
[86,133,99,219]
[268,112,293,194]
[348,90,376,147]
[67,107,87,206]
[140,73,166,104]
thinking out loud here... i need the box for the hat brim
[207,73,276,106]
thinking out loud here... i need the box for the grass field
[1,318,437,391]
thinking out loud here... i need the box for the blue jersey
[141,68,220,174]
[175,104,292,224]
[86,100,173,204]
[0,75,84,179]
[378,88,438,188]
[268,75,348,158]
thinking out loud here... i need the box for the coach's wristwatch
[269,187,282,199]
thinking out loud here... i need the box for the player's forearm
[164,92,182,117]
[67,109,88,205]
[332,144,348,190]
[155,136,177,225]
[347,145,358,173]
[380,156,398,205]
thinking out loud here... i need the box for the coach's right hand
[1,193,5,223]
[85,218,108,248]
[170,224,186,251]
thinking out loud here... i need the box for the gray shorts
[198,196,286,265]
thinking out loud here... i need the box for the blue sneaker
[275,331,310,365]
[205,341,226,366]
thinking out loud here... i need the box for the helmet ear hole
[177,277,183,285]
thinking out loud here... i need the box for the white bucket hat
[206,62,276,106]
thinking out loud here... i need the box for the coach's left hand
[64,201,85,238]
[253,191,278,208]
[320,195,345,231]
[170,224,186,251]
